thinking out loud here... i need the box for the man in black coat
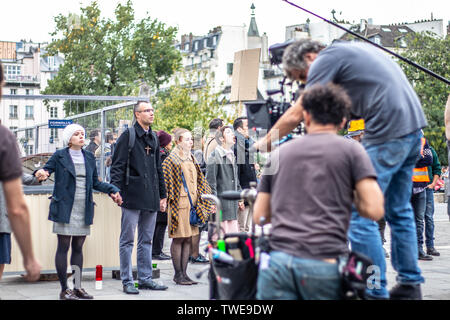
[233,117,257,233]
[110,101,168,294]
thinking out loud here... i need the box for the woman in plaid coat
[162,128,213,285]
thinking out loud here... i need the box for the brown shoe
[173,275,192,285]
[59,289,79,300]
[74,288,94,299]
[183,275,198,285]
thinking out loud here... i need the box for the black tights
[55,235,86,291]
[170,237,192,281]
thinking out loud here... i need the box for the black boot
[389,283,422,300]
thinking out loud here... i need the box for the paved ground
[1,201,450,300]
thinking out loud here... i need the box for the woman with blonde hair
[162,128,213,285]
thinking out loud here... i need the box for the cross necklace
[145,145,152,155]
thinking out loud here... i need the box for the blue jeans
[411,190,426,253]
[256,251,341,300]
[119,208,157,286]
[424,188,435,248]
[348,130,425,299]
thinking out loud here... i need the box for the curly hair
[302,83,352,126]
[282,39,325,78]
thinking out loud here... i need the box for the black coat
[110,123,166,211]
[42,148,119,225]
[233,132,257,190]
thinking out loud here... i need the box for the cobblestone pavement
[1,202,449,300]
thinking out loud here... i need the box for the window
[50,107,58,118]
[50,128,59,142]
[194,41,198,51]
[381,27,391,32]
[204,39,208,47]
[26,145,33,155]
[370,36,381,45]
[227,63,234,75]
[213,36,217,46]
[48,56,55,68]
[184,43,189,51]
[26,89,33,95]
[6,65,21,75]
[10,89,17,95]
[25,105,34,119]
[399,28,408,33]
[25,128,34,140]
[9,105,18,119]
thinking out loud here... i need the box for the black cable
[282,0,450,85]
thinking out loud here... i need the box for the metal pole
[99,108,106,182]
[35,125,39,154]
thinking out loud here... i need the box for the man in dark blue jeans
[423,146,441,257]
[411,138,433,260]
[254,39,427,299]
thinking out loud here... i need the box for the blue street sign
[48,119,73,128]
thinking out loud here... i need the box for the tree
[43,0,181,115]
[399,32,450,165]
[152,71,237,145]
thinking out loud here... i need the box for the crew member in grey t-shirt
[254,83,384,300]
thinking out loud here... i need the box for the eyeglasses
[137,109,154,113]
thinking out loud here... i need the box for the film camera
[245,40,304,136]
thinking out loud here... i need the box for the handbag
[181,171,202,226]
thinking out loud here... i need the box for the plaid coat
[162,150,214,235]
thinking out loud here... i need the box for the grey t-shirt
[258,133,377,260]
[306,41,427,144]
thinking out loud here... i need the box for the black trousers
[152,212,168,256]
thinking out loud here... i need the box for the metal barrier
[4,94,149,182]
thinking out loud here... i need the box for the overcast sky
[1,0,449,46]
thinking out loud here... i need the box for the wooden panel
[4,193,138,273]
[0,41,16,60]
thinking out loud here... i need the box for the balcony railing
[5,74,40,84]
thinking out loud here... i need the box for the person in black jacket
[110,101,168,294]
[152,130,173,260]
[233,117,257,232]
[36,123,122,300]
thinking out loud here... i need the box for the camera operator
[254,83,384,300]
[254,39,427,300]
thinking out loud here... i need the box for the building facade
[0,40,65,156]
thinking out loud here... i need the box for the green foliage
[152,71,237,139]
[43,0,181,115]
[399,32,450,165]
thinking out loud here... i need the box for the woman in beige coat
[162,129,213,285]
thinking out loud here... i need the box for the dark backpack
[124,126,158,186]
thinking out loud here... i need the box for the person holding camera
[254,83,384,300]
[162,129,212,285]
[254,39,427,300]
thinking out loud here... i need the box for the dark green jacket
[427,146,441,182]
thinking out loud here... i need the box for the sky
[0,0,449,46]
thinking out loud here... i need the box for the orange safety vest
[412,138,430,183]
